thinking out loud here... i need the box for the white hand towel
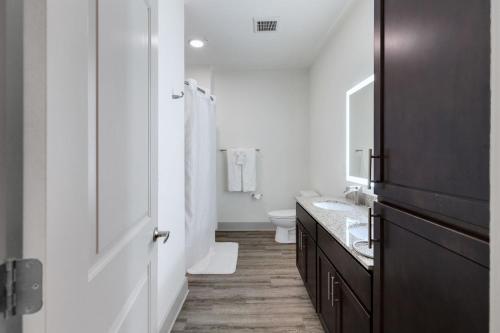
[241,148,257,192]
[227,149,244,191]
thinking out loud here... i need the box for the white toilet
[268,209,297,243]
[268,190,319,243]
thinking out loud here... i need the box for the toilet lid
[268,209,296,219]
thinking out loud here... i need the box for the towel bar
[219,149,261,152]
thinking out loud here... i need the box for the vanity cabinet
[317,225,371,333]
[296,203,372,333]
[317,250,339,333]
[296,223,306,280]
[296,218,317,309]
[338,274,370,333]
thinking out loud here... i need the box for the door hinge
[0,259,43,319]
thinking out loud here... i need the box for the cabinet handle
[299,230,302,250]
[332,277,340,306]
[331,275,335,307]
[368,208,380,249]
[327,271,331,300]
[368,148,382,190]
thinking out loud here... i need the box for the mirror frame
[346,74,374,186]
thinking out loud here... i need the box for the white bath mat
[187,242,239,275]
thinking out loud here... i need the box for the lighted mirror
[346,75,374,186]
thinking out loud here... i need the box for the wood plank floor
[172,231,324,333]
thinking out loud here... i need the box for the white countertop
[296,196,374,270]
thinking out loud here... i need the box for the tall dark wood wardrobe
[373,1,490,332]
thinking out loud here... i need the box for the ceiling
[185,0,350,70]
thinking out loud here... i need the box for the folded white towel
[241,148,256,192]
[227,149,243,191]
[226,148,257,192]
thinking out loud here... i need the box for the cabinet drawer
[296,203,317,241]
[318,224,372,312]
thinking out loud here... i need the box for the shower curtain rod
[184,81,214,101]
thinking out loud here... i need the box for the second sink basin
[313,200,353,212]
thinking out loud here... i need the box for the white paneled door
[40,0,160,332]
[87,0,159,331]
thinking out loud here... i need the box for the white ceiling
[185,0,350,70]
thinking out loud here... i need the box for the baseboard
[159,278,188,333]
[218,217,270,223]
[217,221,275,231]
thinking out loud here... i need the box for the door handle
[153,228,170,244]
[172,91,184,99]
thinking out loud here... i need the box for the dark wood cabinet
[374,0,491,331]
[338,275,370,333]
[317,248,371,333]
[304,230,317,308]
[373,202,489,333]
[296,203,374,333]
[374,0,491,237]
[296,220,317,309]
[317,250,339,333]
[296,204,372,333]
[296,222,306,281]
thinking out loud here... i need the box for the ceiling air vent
[253,18,278,32]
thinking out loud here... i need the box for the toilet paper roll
[252,193,263,200]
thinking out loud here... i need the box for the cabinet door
[317,250,338,333]
[373,203,489,333]
[374,0,490,235]
[296,221,306,280]
[304,230,317,309]
[338,275,370,333]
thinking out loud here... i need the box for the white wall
[309,0,374,196]
[213,69,310,225]
[157,0,188,331]
[491,0,499,331]
[185,65,213,93]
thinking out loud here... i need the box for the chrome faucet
[344,185,362,205]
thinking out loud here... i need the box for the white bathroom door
[88,0,160,331]
[87,0,160,331]
[41,0,160,332]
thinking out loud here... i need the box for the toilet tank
[299,190,319,197]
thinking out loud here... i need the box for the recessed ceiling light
[189,39,205,48]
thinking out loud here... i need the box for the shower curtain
[185,79,217,270]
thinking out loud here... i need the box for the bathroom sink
[313,200,353,211]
